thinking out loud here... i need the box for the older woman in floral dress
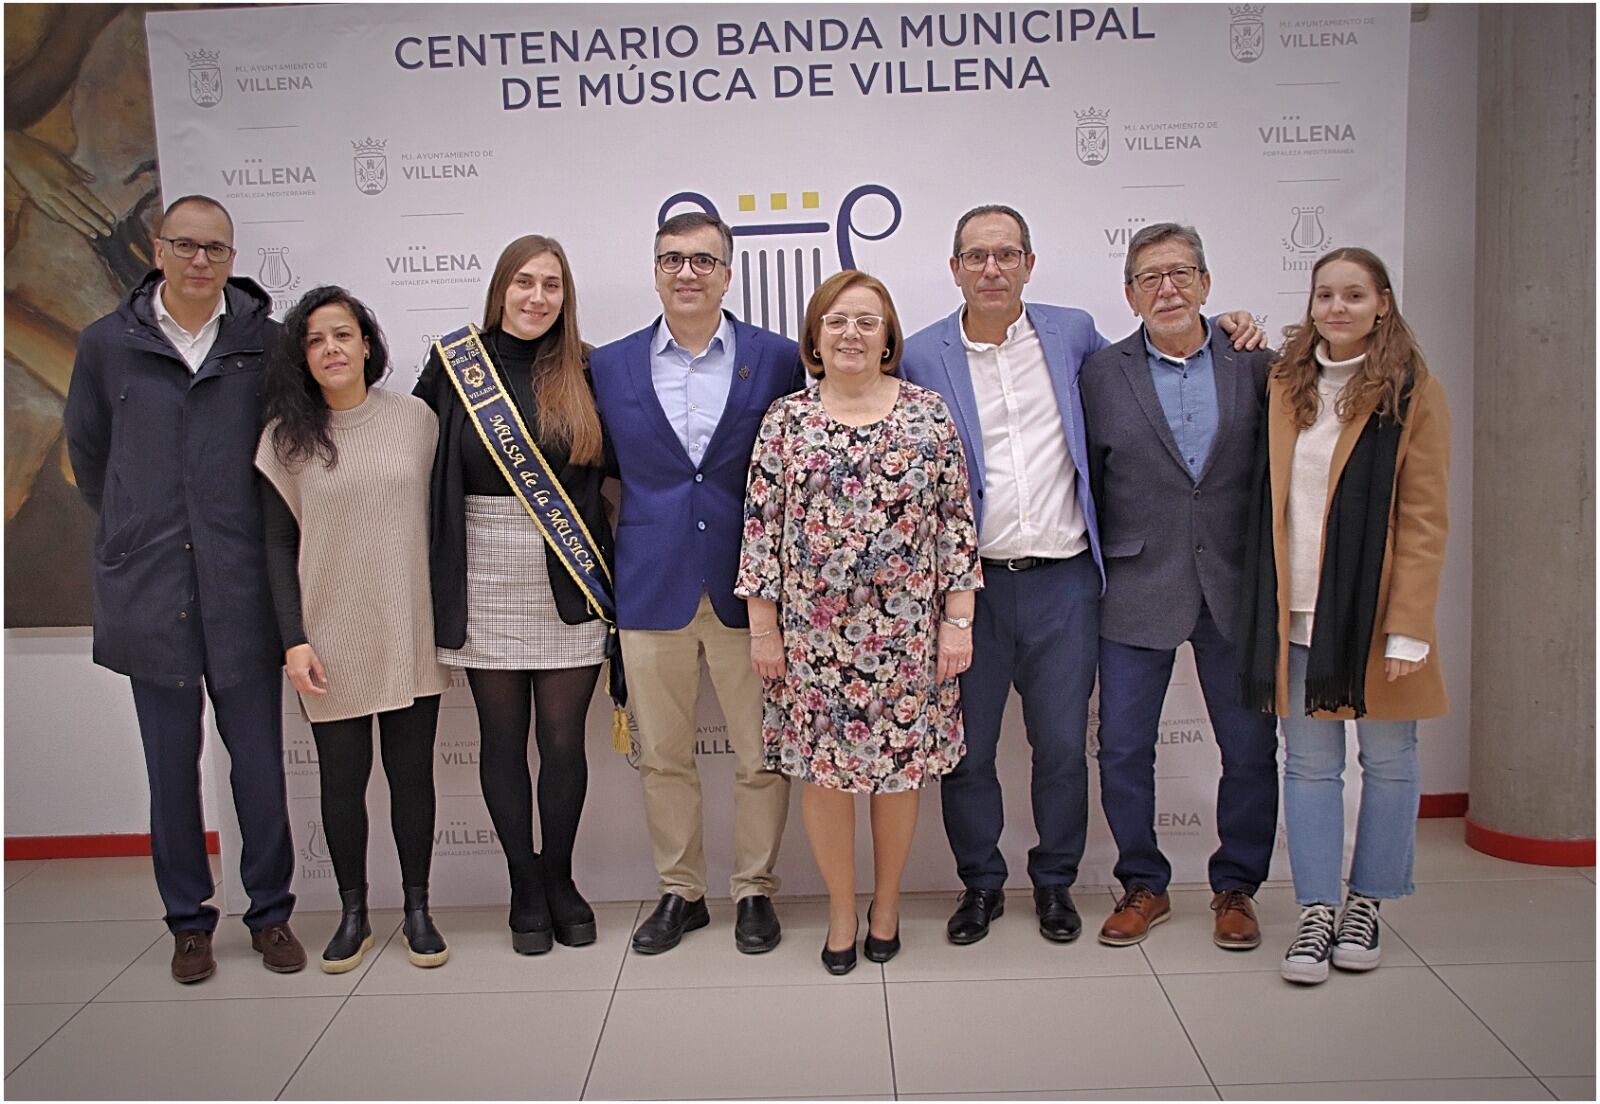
[736,270,982,975]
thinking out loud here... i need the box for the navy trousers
[1096,602,1279,895]
[941,552,1099,890]
[130,668,295,933]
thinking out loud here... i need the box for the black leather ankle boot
[545,859,597,947]
[401,884,449,968]
[322,884,372,974]
[509,860,554,955]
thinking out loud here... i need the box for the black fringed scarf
[1238,375,1413,718]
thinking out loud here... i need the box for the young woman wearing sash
[257,286,451,972]
[1234,248,1451,986]
[414,236,614,954]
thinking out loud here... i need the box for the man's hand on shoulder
[1216,310,1266,351]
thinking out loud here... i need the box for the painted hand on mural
[4,131,114,238]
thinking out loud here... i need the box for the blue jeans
[1281,644,1419,906]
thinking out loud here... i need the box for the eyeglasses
[956,248,1027,272]
[655,252,725,276]
[820,314,885,336]
[1129,265,1203,293]
[159,237,236,263]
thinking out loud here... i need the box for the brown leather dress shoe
[1098,886,1171,946]
[171,930,215,984]
[251,921,307,973]
[1210,889,1262,950]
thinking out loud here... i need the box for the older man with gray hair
[1080,222,1279,952]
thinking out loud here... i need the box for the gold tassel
[612,706,631,754]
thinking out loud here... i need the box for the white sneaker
[1332,893,1382,971]
[1282,904,1336,984]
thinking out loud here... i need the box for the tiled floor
[4,819,1593,1100]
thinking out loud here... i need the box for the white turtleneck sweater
[1285,344,1428,663]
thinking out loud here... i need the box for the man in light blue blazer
[902,205,1261,947]
[590,212,804,956]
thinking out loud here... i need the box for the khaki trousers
[621,594,791,901]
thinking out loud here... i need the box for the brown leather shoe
[1210,889,1262,950]
[251,921,307,973]
[1098,886,1171,946]
[171,930,215,984]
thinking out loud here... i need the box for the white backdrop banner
[144,3,1410,913]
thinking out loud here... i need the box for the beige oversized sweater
[255,387,450,723]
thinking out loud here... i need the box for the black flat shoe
[734,895,782,954]
[546,863,597,948]
[864,901,900,964]
[631,894,711,955]
[947,888,1005,945]
[510,862,554,955]
[821,917,859,976]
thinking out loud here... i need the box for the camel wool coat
[1266,371,1451,720]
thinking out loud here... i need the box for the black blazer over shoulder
[413,344,614,649]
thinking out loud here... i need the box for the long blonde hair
[1273,247,1429,430]
[481,235,602,465]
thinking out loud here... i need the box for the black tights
[465,666,600,874]
[310,695,441,892]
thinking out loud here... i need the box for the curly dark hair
[262,286,389,468]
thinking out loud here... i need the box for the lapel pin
[738,365,750,380]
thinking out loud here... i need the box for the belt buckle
[1007,557,1032,572]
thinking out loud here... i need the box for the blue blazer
[901,302,1109,587]
[591,312,803,631]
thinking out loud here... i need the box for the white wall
[3,9,1482,852]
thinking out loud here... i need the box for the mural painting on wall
[6,4,162,627]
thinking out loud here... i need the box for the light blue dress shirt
[650,314,737,464]
[1144,318,1218,479]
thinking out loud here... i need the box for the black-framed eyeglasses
[656,252,725,276]
[159,237,236,263]
[957,248,1027,272]
[819,313,885,336]
[1129,265,1203,293]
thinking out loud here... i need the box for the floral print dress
[735,382,982,794]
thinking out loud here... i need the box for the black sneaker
[1281,904,1335,985]
[1332,893,1382,971]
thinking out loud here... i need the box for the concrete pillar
[1468,5,1595,863]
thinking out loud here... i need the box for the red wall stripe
[5,832,220,861]
[1418,792,1469,818]
[1464,817,1596,867]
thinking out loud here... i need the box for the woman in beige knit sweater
[257,286,451,973]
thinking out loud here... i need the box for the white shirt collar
[958,304,1033,352]
[152,280,227,337]
[653,312,732,357]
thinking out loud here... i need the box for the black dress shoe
[1034,885,1082,943]
[631,893,710,954]
[947,888,1005,945]
[864,901,900,964]
[734,895,781,954]
[821,917,859,976]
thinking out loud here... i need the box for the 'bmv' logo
[1074,107,1111,166]
[187,49,223,107]
[1230,5,1266,63]
[658,184,903,340]
[352,137,388,196]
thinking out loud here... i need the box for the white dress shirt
[961,307,1088,561]
[152,281,227,374]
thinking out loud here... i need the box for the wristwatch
[942,615,973,630]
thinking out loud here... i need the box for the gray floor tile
[1542,1076,1597,1100]
[904,1089,1220,1100]
[588,984,893,1099]
[1219,1078,1553,1099]
[617,897,881,989]
[355,904,636,994]
[881,889,1151,983]
[96,911,400,1001]
[1134,886,1422,974]
[1437,963,1596,1076]
[888,976,1206,1095]
[3,856,167,922]
[1166,967,1525,1085]
[282,990,609,1099]
[4,861,43,889]
[1412,820,1591,883]
[1579,869,1595,884]
[4,1003,82,1076]
[3,996,341,1099]
[4,920,165,1004]
[1382,879,1595,964]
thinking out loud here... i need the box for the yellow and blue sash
[435,324,629,750]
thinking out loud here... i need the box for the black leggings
[465,666,600,873]
[310,695,441,892]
